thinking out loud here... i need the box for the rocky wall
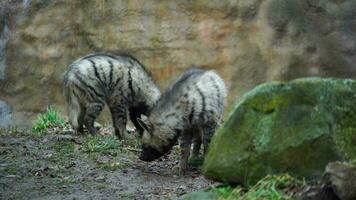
[0,0,355,128]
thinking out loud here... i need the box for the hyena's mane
[86,52,153,78]
[153,68,205,111]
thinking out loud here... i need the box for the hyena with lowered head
[138,68,227,173]
[62,53,160,139]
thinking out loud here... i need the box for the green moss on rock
[203,77,356,185]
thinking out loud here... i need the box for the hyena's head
[137,115,177,161]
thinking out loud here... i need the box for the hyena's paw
[172,165,186,175]
[172,163,189,175]
[114,129,127,141]
[188,155,204,168]
[86,126,100,135]
[179,168,188,176]
[72,127,84,134]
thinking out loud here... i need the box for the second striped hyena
[62,53,160,139]
[138,68,227,173]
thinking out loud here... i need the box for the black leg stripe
[210,77,223,107]
[75,84,95,100]
[165,113,177,118]
[108,60,114,87]
[189,101,195,123]
[128,68,135,97]
[196,86,206,120]
[114,78,121,89]
[88,59,105,87]
[102,69,108,87]
[210,77,221,102]
[114,113,126,118]
[74,73,105,99]
[88,113,98,119]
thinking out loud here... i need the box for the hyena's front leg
[179,132,192,174]
[110,105,127,140]
[129,112,144,137]
[203,123,217,155]
[84,102,104,135]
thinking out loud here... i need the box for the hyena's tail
[62,73,82,131]
[68,89,82,131]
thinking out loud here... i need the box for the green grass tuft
[52,141,75,156]
[50,141,76,164]
[214,186,235,199]
[32,106,65,133]
[125,136,142,149]
[83,135,120,154]
[99,161,132,171]
[216,174,305,200]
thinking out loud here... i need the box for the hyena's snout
[139,147,163,162]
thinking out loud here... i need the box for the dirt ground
[0,127,218,200]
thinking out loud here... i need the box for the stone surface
[179,189,219,200]
[203,77,356,186]
[0,100,12,129]
[326,161,356,200]
[0,0,356,127]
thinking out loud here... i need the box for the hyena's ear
[137,114,153,132]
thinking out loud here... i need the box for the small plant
[83,135,120,154]
[214,186,235,199]
[100,161,132,171]
[170,145,181,161]
[32,106,65,133]
[51,141,76,164]
[239,174,305,200]
[125,135,142,149]
[52,141,75,156]
[216,174,305,200]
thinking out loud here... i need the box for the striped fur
[62,53,160,139]
[138,68,227,173]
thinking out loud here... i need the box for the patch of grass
[214,186,235,199]
[99,161,132,171]
[83,135,121,155]
[118,192,135,200]
[125,136,141,149]
[52,141,75,156]
[49,141,76,165]
[32,106,65,134]
[0,127,30,137]
[216,174,305,200]
[2,165,18,175]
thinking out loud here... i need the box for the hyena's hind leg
[192,129,202,157]
[202,123,218,155]
[84,102,104,135]
[109,105,128,140]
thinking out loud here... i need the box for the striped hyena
[138,68,227,173]
[62,53,160,139]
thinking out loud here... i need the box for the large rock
[326,161,356,200]
[203,77,356,186]
[1,0,356,127]
[0,100,12,129]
